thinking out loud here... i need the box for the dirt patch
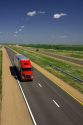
[1,48,32,125]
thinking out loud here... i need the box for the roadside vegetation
[23,45,83,60]
[36,48,83,59]
[21,44,83,51]
[41,49,83,59]
[10,46,83,93]
[22,46,83,60]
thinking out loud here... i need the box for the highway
[6,47,83,125]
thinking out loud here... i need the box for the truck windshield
[22,68,32,71]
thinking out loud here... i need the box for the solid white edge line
[17,80,37,125]
[53,100,60,108]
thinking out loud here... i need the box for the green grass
[10,46,83,93]
[21,44,83,51]
[41,49,83,59]
[40,49,83,59]
[24,46,83,59]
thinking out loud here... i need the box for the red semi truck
[14,54,33,81]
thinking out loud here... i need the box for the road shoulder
[1,48,32,125]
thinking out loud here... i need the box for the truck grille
[25,75,31,78]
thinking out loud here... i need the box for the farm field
[9,45,83,93]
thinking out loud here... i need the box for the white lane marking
[53,100,60,108]
[38,83,42,88]
[17,80,37,125]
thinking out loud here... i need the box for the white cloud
[19,29,22,32]
[26,10,46,17]
[53,13,67,19]
[21,25,24,28]
[27,11,36,16]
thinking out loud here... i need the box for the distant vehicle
[14,54,33,81]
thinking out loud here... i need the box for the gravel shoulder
[1,48,32,125]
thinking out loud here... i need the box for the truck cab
[20,59,33,80]
[14,54,33,81]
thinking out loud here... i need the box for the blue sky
[0,0,83,44]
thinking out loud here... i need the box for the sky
[0,0,83,44]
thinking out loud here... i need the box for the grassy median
[40,49,83,59]
[10,46,83,93]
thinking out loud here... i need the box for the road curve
[6,47,83,125]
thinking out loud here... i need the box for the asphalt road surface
[6,48,83,125]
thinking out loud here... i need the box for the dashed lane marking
[53,100,60,108]
[38,83,42,88]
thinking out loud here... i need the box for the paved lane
[6,47,83,125]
